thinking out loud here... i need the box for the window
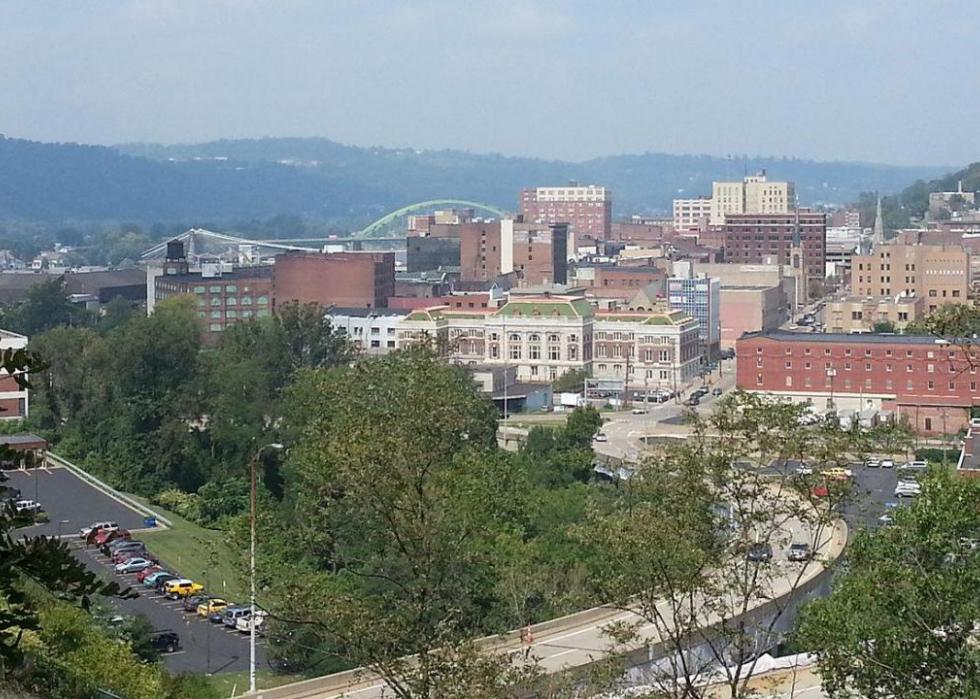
[226,297,237,306]
[210,297,221,306]
[510,345,521,360]
[785,376,793,387]
[226,310,238,319]
[241,296,253,305]
[805,361,811,369]
[949,382,956,390]
[209,285,222,293]
[257,296,269,305]
[865,363,871,371]
[209,323,223,332]
[257,309,269,318]
[924,417,932,431]
[193,286,206,294]
[225,285,237,292]
[785,361,792,369]
[927,380,935,390]
[210,310,221,319]
[529,344,540,360]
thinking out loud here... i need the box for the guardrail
[45,452,172,528]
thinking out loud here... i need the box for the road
[8,464,264,675]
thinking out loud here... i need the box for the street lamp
[250,442,284,695]
[826,367,838,413]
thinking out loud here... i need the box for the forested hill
[0,134,950,226]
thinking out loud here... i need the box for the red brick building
[519,185,611,248]
[273,251,395,309]
[0,330,29,420]
[722,213,826,290]
[736,330,980,434]
[454,220,567,285]
[574,264,666,300]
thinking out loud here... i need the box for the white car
[594,432,608,442]
[79,521,118,538]
[902,460,928,470]
[236,610,268,634]
[14,500,42,515]
[895,480,921,498]
[631,407,645,415]
[795,463,814,476]
[880,459,895,469]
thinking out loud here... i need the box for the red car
[95,529,131,547]
[136,565,164,583]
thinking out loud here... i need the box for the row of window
[197,309,270,322]
[760,358,975,375]
[195,296,269,307]
[759,374,978,392]
[760,346,963,360]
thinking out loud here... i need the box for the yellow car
[197,598,228,618]
[823,467,853,481]
[164,579,204,599]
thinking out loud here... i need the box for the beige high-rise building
[710,172,795,225]
[850,243,970,313]
[672,197,712,231]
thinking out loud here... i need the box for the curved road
[253,357,846,699]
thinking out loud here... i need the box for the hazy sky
[1,1,976,166]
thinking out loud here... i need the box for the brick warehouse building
[273,251,395,309]
[722,212,826,294]
[736,330,980,434]
[519,185,612,249]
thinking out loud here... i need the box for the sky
[0,1,976,166]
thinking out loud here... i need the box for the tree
[795,469,980,698]
[871,319,896,333]
[0,278,90,336]
[902,304,979,369]
[551,368,589,394]
[580,391,902,698]
[266,348,533,697]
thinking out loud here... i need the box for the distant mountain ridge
[0,134,952,227]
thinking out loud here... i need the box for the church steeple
[872,193,884,245]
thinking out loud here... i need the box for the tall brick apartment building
[519,185,611,248]
[736,330,980,434]
[722,212,826,293]
[850,242,970,312]
[273,251,395,309]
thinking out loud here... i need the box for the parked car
[95,528,130,547]
[153,574,179,592]
[901,460,928,471]
[14,500,43,515]
[236,610,268,634]
[113,547,150,564]
[164,579,204,599]
[197,598,229,618]
[221,606,251,628]
[79,521,117,539]
[184,594,215,613]
[631,407,644,415]
[711,387,723,396]
[143,571,175,588]
[103,539,143,556]
[149,630,180,654]
[823,467,853,481]
[684,396,700,407]
[746,543,773,562]
[136,565,164,583]
[795,462,814,476]
[895,480,922,499]
[115,557,156,574]
[787,543,813,562]
[864,458,881,468]
[594,432,608,442]
[880,459,895,469]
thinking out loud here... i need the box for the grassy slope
[132,497,249,602]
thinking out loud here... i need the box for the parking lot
[8,465,267,675]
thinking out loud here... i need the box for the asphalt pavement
[3,466,147,537]
[10,464,264,675]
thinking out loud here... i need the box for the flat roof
[158,266,274,283]
[491,383,553,399]
[0,433,48,447]
[325,307,410,317]
[742,330,952,345]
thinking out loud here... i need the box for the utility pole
[249,443,284,695]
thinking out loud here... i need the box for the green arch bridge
[355,199,510,238]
